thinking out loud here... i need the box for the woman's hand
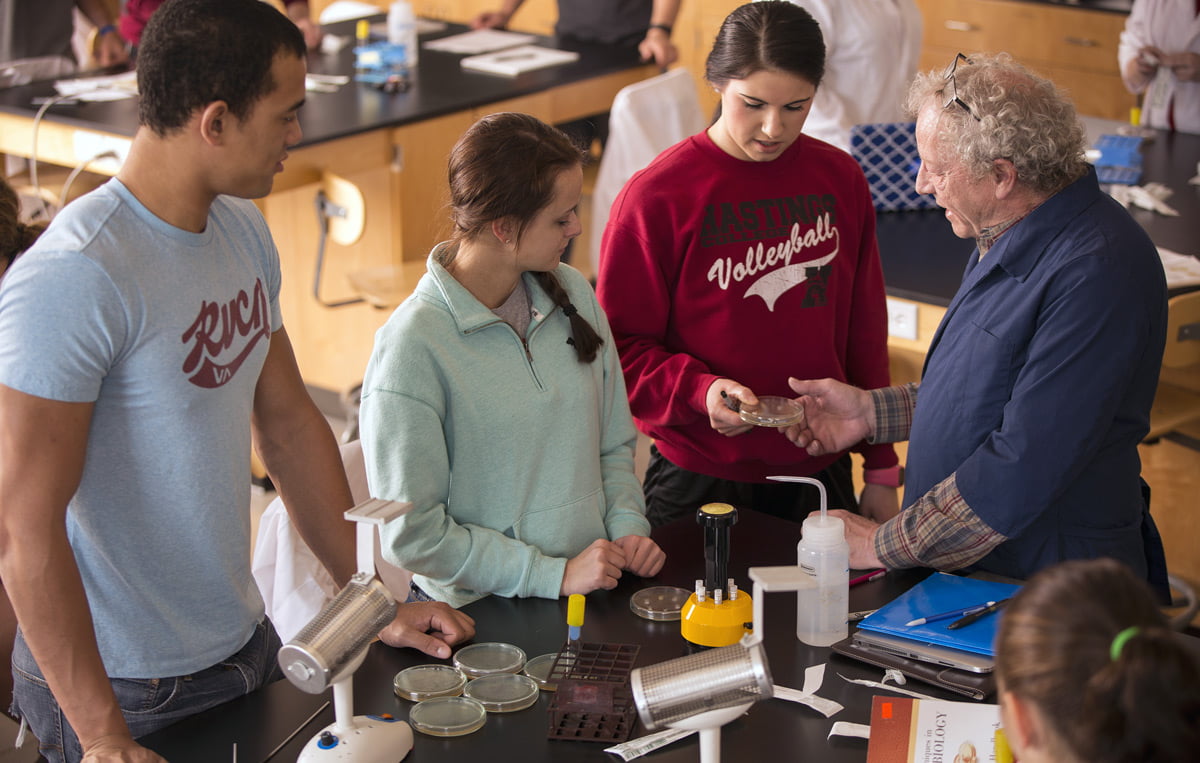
[614,535,666,577]
[561,539,626,595]
[858,482,900,523]
[705,378,758,437]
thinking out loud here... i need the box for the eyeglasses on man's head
[943,53,981,122]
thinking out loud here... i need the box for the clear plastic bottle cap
[630,586,691,621]
[801,513,845,547]
[452,642,526,678]
[393,664,467,701]
[523,653,561,691]
[408,695,487,736]
[462,672,539,712]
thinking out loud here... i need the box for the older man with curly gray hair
[785,53,1170,597]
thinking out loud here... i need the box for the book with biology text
[866,696,1012,763]
[460,45,580,77]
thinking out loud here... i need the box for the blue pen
[904,600,998,627]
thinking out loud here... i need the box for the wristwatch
[863,465,904,487]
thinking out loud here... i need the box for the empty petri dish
[408,695,487,737]
[393,664,468,701]
[631,586,691,621]
[463,672,540,713]
[523,653,562,691]
[452,642,527,678]
[739,396,804,427]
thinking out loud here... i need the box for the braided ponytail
[446,113,603,363]
[533,270,603,363]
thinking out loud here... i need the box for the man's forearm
[1,535,129,748]
[0,391,128,750]
[256,403,357,586]
[650,0,682,28]
[498,0,527,20]
[874,473,1007,571]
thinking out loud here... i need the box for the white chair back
[252,439,413,642]
[318,1,386,24]
[589,69,707,275]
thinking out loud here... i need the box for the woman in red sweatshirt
[596,1,899,527]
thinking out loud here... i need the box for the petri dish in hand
[739,396,804,427]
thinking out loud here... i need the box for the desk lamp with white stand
[277,498,415,762]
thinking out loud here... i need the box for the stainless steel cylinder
[277,572,397,694]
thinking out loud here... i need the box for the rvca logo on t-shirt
[181,279,271,388]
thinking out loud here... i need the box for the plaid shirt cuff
[874,472,1007,571]
[868,383,917,444]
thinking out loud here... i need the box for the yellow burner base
[680,592,754,647]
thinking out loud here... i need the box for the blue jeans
[11,620,283,762]
[405,580,436,603]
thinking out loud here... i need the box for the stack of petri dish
[393,664,468,701]
[395,663,485,737]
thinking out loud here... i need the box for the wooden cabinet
[673,1,1133,122]
[915,0,1134,120]
[673,1,739,119]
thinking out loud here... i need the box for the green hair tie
[1109,626,1140,661]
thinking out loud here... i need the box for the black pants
[642,444,859,528]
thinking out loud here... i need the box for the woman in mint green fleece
[360,113,665,609]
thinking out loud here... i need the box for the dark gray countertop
[877,125,1200,307]
[0,19,645,150]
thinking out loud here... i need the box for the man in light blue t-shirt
[0,2,473,760]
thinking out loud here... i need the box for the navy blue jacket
[905,168,1168,586]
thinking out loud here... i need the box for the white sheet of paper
[53,70,137,101]
[423,28,536,54]
[1160,247,1200,288]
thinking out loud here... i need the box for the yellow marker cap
[567,594,586,627]
[994,728,1014,763]
[356,19,370,41]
